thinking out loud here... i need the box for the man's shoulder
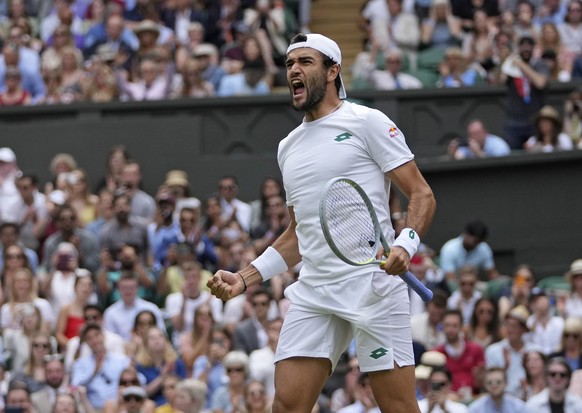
[526,388,549,407]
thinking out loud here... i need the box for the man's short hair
[430,290,449,308]
[546,356,573,380]
[465,220,488,241]
[0,222,20,234]
[80,322,102,341]
[443,309,463,324]
[429,366,452,383]
[17,172,39,186]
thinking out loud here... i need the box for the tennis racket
[319,177,433,302]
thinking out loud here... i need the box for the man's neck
[549,389,566,404]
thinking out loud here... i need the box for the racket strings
[324,181,378,264]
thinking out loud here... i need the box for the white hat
[566,259,582,282]
[121,386,147,399]
[0,147,16,163]
[286,33,347,99]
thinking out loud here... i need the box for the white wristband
[251,246,288,281]
[392,228,420,259]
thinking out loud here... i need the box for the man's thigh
[369,364,420,413]
[273,357,330,413]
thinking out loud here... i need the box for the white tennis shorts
[274,271,414,372]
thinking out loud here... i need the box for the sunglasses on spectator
[564,333,580,339]
[120,379,140,386]
[226,367,245,373]
[252,301,269,307]
[33,342,50,349]
[548,371,568,379]
[85,314,101,321]
[123,395,145,402]
[6,254,24,259]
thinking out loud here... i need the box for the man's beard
[292,70,328,112]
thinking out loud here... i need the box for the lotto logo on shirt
[388,127,398,139]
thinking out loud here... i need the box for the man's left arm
[382,160,436,275]
[515,58,548,90]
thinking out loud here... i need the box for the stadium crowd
[0,143,581,413]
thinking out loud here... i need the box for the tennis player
[208,33,436,413]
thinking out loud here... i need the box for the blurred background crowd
[0,143,581,413]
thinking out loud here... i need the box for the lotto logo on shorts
[388,127,398,139]
[370,347,389,359]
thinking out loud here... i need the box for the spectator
[42,204,100,274]
[557,0,582,58]
[95,145,130,195]
[330,356,360,411]
[54,272,95,348]
[3,172,47,252]
[411,289,448,350]
[464,297,502,349]
[0,268,53,332]
[46,153,77,194]
[173,379,208,413]
[203,194,228,248]
[533,0,568,26]
[70,323,131,410]
[439,220,498,281]
[40,0,85,47]
[542,50,571,84]
[418,366,469,412]
[218,175,252,233]
[165,261,222,335]
[192,325,232,408]
[1,244,31,305]
[124,309,158,361]
[3,304,45,372]
[154,374,181,413]
[243,380,271,413]
[40,24,77,71]
[485,305,542,397]
[84,13,137,61]
[160,170,201,222]
[102,272,164,340]
[217,60,271,97]
[37,68,67,105]
[119,386,151,413]
[520,350,548,401]
[11,332,55,393]
[242,0,288,65]
[80,60,119,102]
[211,351,249,413]
[53,390,95,413]
[560,259,582,318]
[548,317,582,372]
[338,372,380,413]
[420,0,463,50]
[135,327,187,405]
[0,147,21,221]
[191,43,225,92]
[249,176,284,232]
[117,57,172,101]
[461,10,496,74]
[64,168,98,227]
[513,1,540,41]
[86,189,115,237]
[40,242,93,316]
[524,105,574,152]
[500,35,549,150]
[250,194,290,256]
[0,65,32,105]
[5,382,33,413]
[30,355,67,412]
[98,193,150,262]
[173,58,215,98]
[468,367,526,412]
[562,88,582,148]
[249,317,282,399]
[3,24,41,71]
[448,119,511,159]
[526,288,565,355]
[0,222,38,276]
[148,192,180,271]
[176,209,217,271]
[499,264,537,320]
[119,160,156,223]
[174,22,206,72]
[232,287,273,355]
[97,243,155,306]
[177,303,215,377]
[525,356,582,411]
[447,266,482,325]
[434,309,485,399]
[102,366,157,413]
[358,46,423,90]
[437,46,483,87]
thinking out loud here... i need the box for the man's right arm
[208,207,301,301]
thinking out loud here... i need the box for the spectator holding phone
[417,366,468,412]
[5,381,33,413]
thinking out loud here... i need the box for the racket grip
[401,271,433,302]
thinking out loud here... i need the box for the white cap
[0,147,16,163]
[286,33,347,99]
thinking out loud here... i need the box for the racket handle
[401,271,433,302]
